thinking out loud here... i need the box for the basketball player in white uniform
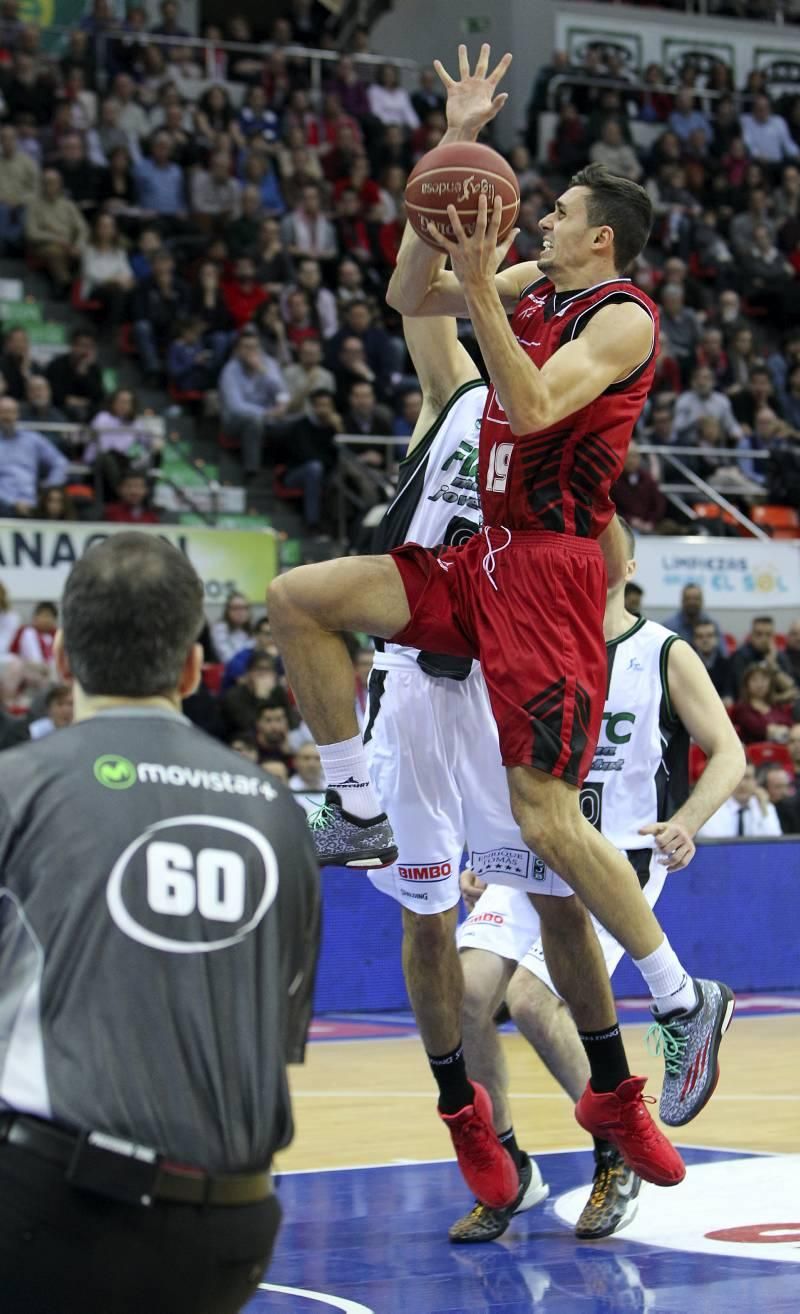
[450,535,744,1242]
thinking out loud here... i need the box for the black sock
[428,1042,474,1115]
[578,1024,631,1094]
[498,1127,522,1169]
[593,1136,615,1159]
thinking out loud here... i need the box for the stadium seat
[750,505,800,539]
[273,465,303,501]
[691,502,748,534]
[723,632,737,655]
[689,742,707,783]
[746,741,794,773]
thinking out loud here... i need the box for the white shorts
[364,653,572,914]
[456,852,667,993]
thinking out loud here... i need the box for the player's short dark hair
[617,516,636,558]
[63,532,204,698]
[34,601,57,619]
[624,581,643,596]
[569,163,653,273]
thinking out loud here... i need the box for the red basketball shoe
[439,1081,519,1209]
[575,1076,686,1187]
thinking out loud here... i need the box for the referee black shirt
[0,707,319,1174]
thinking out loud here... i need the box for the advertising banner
[0,520,278,604]
[633,536,800,610]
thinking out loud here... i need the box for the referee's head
[57,532,205,707]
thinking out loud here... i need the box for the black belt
[0,1113,273,1208]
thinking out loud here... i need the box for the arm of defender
[640,640,746,869]
[402,315,481,456]
[387,218,537,317]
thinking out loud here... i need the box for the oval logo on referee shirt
[106,815,278,953]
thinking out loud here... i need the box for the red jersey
[480,276,658,537]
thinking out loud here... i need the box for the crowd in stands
[0,3,797,533]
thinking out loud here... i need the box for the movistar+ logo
[94,755,137,790]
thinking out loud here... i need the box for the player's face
[538,187,595,280]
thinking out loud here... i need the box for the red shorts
[390,529,608,785]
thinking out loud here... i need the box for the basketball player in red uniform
[268,46,734,1207]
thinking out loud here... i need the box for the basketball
[405,141,520,250]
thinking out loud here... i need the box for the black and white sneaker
[647,978,735,1126]
[448,1152,550,1244]
[575,1147,641,1240]
[307,789,398,868]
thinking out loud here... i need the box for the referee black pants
[0,1143,281,1314]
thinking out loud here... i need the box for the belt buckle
[67,1130,163,1207]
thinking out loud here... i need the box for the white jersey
[584,617,689,866]
[372,379,487,678]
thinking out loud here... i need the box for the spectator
[0,396,68,516]
[262,759,290,784]
[241,145,285,216]
[221,614,280,691]
[87,100,132,169]
[219,330,289,478]
[0,578,22,681]
[134,131,186,225]
[780,619,800,686]
[367,64,419,130]
[45,328,104,422]
[659,284,699,379]
[228,185,265,259]
[211,592,254,666]
[283,337,336,415]
[760,764,794,809]
[20,376,65,431]
[254,300,292,368]
[342,378,393,440]
[692,619,735,705]
[785,721,800,785]
[589,119,642,181]
[253,216,294,292]
[219,651,279,738]
[85,387,160,499]
[9,600,58,686]
[187,259,235,367]
[624,581,643,616]
[55,132,101,214]
[393,388,423,442]
[668,89,711,147]
[80,211,134,325]
[730,615,797,694]
[729,187,775,260]
[103,469,160,523]
[329,298,397,397]
[36,484,75,520]
[255,703,294,768]
[190,149,242,233]
[288,740,325,812]
[731,664,795,745]
[166,317,217,393]
[741,94,799,166]
[697,763,781,838]
[195,84,238,145]
[274,388,342,530]
[150,0,189,40]
[221,256,268,330]
[0,326,40,401]
[28,683,74,739]
[280,182,338,265]
[228,733,259,765]
[284,256,338,340]
[673,365,743,440]
[0,123,39,251]
[4,52,56,126]
[132,249,189,382]
[664,583,721,644]
[24,167,88,296]
[609,442,665,533]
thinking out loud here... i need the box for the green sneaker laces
[645,1019,689,1076]
[307,801,336,831]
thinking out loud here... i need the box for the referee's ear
[177,642,204,701]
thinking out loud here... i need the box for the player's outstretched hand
[429,193,518,291]
[639,820,696,872]
[460,867,487,912]
[434,42,512,138]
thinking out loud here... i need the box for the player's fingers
[486,92,509,121]
[494,226,519,268]
[489,51,513,86]
[475,42,490,79]
[458,44,470,79]
[638,823,660,836]
[427,221,458,252]
[447,203,469,243]
[433,59,454,89]
[488,193,503,241]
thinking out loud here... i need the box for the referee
[0,533,320,1314]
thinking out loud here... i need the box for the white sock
[634,936,699,1016]
[317,734,382,820]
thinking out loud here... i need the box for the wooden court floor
[277,1015,800,1172]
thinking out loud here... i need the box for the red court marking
[706,1223,800,1244]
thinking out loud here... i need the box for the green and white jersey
[582,617,689,856]
[372,379,486,679]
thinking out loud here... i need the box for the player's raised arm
[402,314,480,455]
[640,641,746,870]
[386,43,539,317]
